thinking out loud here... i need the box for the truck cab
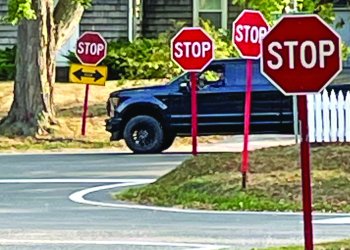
[105,58,294,153]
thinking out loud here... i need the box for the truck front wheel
[123,115,164,153]
[162,132,176,151]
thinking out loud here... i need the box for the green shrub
[66,20,238,80]
[105,36,178,79]
[200,19,238,59]
[0,46,16,81]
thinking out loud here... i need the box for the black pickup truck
[105,58,349,153]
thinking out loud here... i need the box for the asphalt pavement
[0,137,349,249]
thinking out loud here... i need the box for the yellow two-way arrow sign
[69,64,108,86]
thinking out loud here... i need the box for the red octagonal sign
[171,27,215,72]
[232,10,270,59]
[76,31,107,66]
[261,15,342,95]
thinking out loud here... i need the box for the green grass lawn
[116,144,350,249]
[0,80,221,151]
[116,144,350,212]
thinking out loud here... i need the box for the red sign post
[232,10,270,188]
[261,15,342,250]
[75,32,107,136]
[171,27,215,155]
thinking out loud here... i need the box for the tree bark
[0,0,84,136]
[0,0,55,136]
[54,0,84,50]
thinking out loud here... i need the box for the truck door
[196,63,236,134]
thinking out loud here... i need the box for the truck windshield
[166,72,188,85]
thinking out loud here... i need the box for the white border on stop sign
[260,14,342,96]
[170,27,216,72]
[75,31,107,66]
[232,9,270,60]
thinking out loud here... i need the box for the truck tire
[123,115,164,153]
[162,132,176,151]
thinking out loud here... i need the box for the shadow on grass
[0,136,118,151]
[35,137,93,144]
[57,104,106,117]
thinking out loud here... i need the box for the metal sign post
[190,72,198,156]
[171,27,215,156]
[241,59,253,188]
[72,31,107,136]
[261,14,342,250]
[298,95,314,250]
[232,10,270,188]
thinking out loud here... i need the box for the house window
[334,0,349,8]
[193,0,228,29]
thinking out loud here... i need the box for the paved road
[0,153,349,250]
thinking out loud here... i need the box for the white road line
[1,178,349,217]
[69,181,153,208]
[0,179,156,184]
[313,217,350,225]
[68,181,350,217]
[0,239,226,250]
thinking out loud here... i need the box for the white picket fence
[307,89,350,143]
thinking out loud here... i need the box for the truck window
[252,61,270,86]
[198,64,225,89]
[226,60,275,90]
[226,62,245,88]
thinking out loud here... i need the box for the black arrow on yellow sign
[73,68,104,82]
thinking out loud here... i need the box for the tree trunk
[0,0,55,136]
[0,0,83,136]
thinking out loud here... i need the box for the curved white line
[69,181,153,208]
[0,239,226,250]
[69,181,350,216]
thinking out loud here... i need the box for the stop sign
[232,10,270,59]
[76,31,107,66]
[261,15,342,95]
[171,27,215,72]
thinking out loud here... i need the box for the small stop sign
[76,32,107,66]
[171,27,215,72]
[232,10,270,59]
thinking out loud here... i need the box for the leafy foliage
[232,0,350,61]
[72,0,92,8]
[105,36,181,80]
[200,19,238,59]
[232,0,336,24]
[0,46,16,80]
[66,20,237,80]
[65,36,180,80]
[6,0,36,24]
[5,0,92,24]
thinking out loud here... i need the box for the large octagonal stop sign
[76,31,107,66]
[171,27,215,72]
[261,15,342,95]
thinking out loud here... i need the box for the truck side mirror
[179,82,189,91]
